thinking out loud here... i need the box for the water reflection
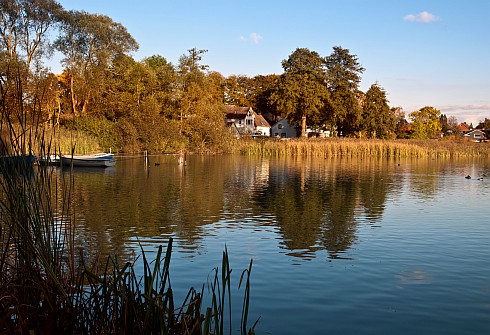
[61,155,489,263]
[249,157,397,259]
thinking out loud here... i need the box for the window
[278,124,283,129]
[247,119,253,126]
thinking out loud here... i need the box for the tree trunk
[70,75,79,117]
[301,113,307,137]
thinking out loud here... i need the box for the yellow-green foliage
[41,127,102,155]
[234,138,490,158]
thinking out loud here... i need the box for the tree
[393,107,411,138]
[249,74,280,121]
[447,115,460,135]
[0,0,63,124]
[142,55,177,117]
[175,48,229,150]
[55,10,138,117]
[325,46,364,136]
[271,48,329,137]
[440,114,449,134]
[0,0,63,69]
[476,118,490,130]
[409,106,442,139]
[223,75,253,107]
[361,83,395,139]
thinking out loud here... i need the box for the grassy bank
[33,126,490,159]
[233,137,490,158]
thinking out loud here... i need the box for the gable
[224,105,252,120]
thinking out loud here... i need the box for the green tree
[409,106,442,139]
[325,46,364,136]
[250,74,280,121]
[55,10,138,117]
[271,48,329,137]
[175,48,230,151]
[440,114,449,135]
[142,55,177,118]
[361,83,395,139]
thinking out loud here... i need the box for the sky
[53,0,490,125]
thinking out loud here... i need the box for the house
[463,129,487,142]
[271,118,298,138]
[459,122,471,134]
[224,105,271,137]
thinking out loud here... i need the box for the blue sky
[54,0,490,125]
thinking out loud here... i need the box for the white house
[225,106,271,136]
[463,129,487,142]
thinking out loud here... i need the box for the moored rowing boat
[60,153,115,168]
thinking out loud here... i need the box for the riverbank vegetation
[2,1,489,158]
[1,3,256,333]
[234,137,490,159]
[1,118,256,334]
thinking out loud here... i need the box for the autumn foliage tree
[409,106,442,139]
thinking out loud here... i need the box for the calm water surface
[67,155,490,334]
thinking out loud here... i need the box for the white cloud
[404,11,439,23]
[249,32,263,44]
[438,103,490,124]
[440,103,490,112]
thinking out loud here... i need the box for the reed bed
[1,124,256,332]
[235,138,490,159]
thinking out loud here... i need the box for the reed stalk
[1,64,256,334]
[233,137,490,158]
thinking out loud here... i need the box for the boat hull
[61,153,115,168]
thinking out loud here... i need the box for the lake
[66,154,490,334]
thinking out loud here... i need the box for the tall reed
[1,64,256,334]
[234,137,490,158]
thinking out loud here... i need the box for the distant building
[463,129,487,142]
[271,119,298,138]
[459,122,471,134]
[224,105,271,137]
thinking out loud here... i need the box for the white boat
[61,153,116,168]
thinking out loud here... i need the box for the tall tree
[55,10,138,117]
[142,55,177,117]
[175,48,229,150]
[325,46,364,136]
[250,74,280,121]
[361,83,395,139]
[0,0,62,69]
[409,106,442,139]
[447,115,460,135]
[271,48,329,137]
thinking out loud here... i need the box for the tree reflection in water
[63,155,434,263]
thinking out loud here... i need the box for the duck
[465,175,471,179]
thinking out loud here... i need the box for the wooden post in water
[178,150,186,166]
